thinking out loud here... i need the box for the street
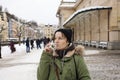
[0,44,120,80]
[0,44,43,80]
[85,47,120,80]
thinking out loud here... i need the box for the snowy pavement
[0,44,120,80]
[0,44,43,80]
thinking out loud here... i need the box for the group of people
[37,28,91,80]
[8,36,49,53]
[25,37,51,53]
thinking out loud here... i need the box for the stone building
[57,0,120,49]
[0,8,39,42]
[0,12,11,41]
[0,11,23,41]
[42,24,58,39]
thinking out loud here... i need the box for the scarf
[55,43,75,59]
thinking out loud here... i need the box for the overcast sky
[0,0,61,25]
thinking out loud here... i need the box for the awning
[63,6,112,26]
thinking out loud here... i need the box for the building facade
[0,11,39,42]
[57,0,120,49]
[42,24,58,39]
[0,12,8,41]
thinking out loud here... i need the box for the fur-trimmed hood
[53,45,84,57]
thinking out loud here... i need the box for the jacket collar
[53,45,84,57]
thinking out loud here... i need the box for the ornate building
[57,0,120,49]
[41,24,58,39]
[0,10,39,42]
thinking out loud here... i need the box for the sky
[0,0,61,25]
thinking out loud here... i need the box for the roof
[63,6,112,26]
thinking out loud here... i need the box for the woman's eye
[59,37,64,40]
[54,37,65,40]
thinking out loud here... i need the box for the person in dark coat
[36,39,41,49]
[10,41,16,53]
[30,39,34,49]
[26,37,30,53]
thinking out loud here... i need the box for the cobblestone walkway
[84,47,120,80]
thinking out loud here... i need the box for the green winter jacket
[37,45,91,80]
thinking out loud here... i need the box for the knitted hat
[54,28,72,43]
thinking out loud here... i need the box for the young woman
[37,29,91,80]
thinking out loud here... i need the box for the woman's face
[54,32,69,50]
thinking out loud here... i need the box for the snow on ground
[85,49,100,55]
[0,44,100,80]
[0,43,43,80]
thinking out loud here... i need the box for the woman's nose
[54,39,58,43]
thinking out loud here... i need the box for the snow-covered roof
[63,0,76,2]
[60,1,75,8]
[60,4,75,7]
[63,6,112,26]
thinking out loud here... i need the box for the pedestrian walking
[30,39,34,49]
[43,37,50,47]
[37,28,91,80]
[26,37,30,53]
[9,41,16,53]
[36,39,41,49]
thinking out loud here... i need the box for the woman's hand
[44,42,53,53]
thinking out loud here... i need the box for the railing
[74,40,108,49]
[98,42,108,49]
